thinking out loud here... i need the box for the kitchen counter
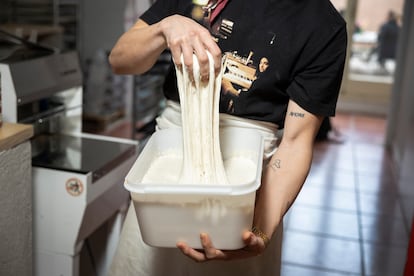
[0,122,33,151]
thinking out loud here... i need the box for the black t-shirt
[141,0,347,128]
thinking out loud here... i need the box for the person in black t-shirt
[377,10,400,69]
[315,116,345,143]
[108,1,347,275]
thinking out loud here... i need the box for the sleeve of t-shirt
[140,0,183,25]
[287,22,347,117]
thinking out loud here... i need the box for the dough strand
[176,53,228,185]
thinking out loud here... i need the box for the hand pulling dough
[175,53,228,185]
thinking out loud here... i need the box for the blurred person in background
[376,10,400,71]
[315,117,345,143]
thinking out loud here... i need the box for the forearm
[251,98,322,243]
[109,20,167,75]
[254,140,313,239]
[110,14,222,80]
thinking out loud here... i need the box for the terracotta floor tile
[282,231,362,274]
[357,172,398,195]
[286,205,360,240]
[295,185,358,212]
[283,112,408,275]
[281,263,360,276]
[360,213,409,246]
[305,169,356,192]
[358,192,404,218]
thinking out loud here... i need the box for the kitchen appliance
[0,35,138,276]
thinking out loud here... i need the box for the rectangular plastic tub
[124,127,264,249]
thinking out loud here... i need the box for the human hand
[159,14,222,82]
[176,230,268,262]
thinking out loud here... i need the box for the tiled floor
[281,112,410,276]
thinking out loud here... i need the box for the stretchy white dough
[176,52,228,185]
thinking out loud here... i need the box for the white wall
[79,0,128,64]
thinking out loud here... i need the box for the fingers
[163,15,222,81]
[244,230,268,253]
[203,36,223,76]
[243,231,262,251]
[180,42,196,84]
[192,38,210,83]
[200,233,226,260]
[176,234,226,262]
[177,242,208,262]
[181,36,210,84]
[177,231,266,263]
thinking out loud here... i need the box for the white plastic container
[124,127,264,249]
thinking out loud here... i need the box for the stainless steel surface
[1,48,137,179]
[31,133,137,182]
[6,51,82,105]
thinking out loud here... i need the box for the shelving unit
[0,0,80,51]
[132,51,171,140]
[56,0,80,50]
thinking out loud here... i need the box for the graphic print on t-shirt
[220,50,270,113]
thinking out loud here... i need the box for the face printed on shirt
[258,57,269,73]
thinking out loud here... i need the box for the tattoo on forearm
[289,112,305,118]
[270,159,281,171]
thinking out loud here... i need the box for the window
[330,0,405,115]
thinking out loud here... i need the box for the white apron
[109,101,283,276]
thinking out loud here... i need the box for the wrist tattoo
[289,111,305,118]
[270,159,281,171]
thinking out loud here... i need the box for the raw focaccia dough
[175,52,228,185]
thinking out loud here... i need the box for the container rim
[124,177,261,196]
[124,127,265,196]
